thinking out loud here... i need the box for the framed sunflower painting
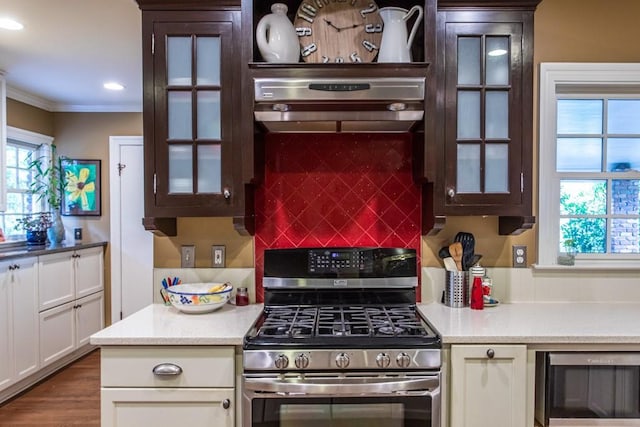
[61,159,101,216]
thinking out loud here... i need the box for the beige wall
[6,98,54,136]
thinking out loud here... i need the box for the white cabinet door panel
[39,302,75,366]
[101,388,234,427]
[12,257,39,380]
[76,291,104,348]
[75,247,104,298]
[38,252,74,311]
[451,344,527,427]
[0,264,12,390]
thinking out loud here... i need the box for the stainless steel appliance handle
[549,352,640,366]
[244,376,439,396]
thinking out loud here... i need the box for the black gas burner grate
[256,305,430,339]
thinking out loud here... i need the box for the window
[539,63,640,268]
[1,127,53,240]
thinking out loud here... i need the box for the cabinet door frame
[101,387,234,427]
[435,9,534,218]
[144,10,240,217]
[39,301,75,367]
[74,247,104,298]
[450,344,528,427]
[10,257,39,381]
[38,251,75,311]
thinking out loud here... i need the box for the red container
[470,276,484,310]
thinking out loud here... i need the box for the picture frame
[60,159,101,216]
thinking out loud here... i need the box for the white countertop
[418,302,640,345]
[91,301,640,347]
[90,303,263,346]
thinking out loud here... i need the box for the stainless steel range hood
[254,77,425,133]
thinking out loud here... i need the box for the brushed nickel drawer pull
[486,348,495,359]
[152,363,183,376]
[222,399,231,409]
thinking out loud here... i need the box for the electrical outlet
[212,245,225,268]
[181,245,195,268]
[512,245,527,268]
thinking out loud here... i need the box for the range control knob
[375,352,391,368]
[295,353,310,369]
[335,352,350,369]
[396,352,412,368]
[274,354,289,369]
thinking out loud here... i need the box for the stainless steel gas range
[242,247,442,427]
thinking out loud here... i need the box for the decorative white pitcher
[255,3,299,63]
[377,6,424,63]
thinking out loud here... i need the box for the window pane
[457,91,481,139]
[197,91,221,139]
[6,145,17,167]
[197,144,221,193]
[6,168,16,189]
[557,99,603,134]
[607,138,640,172]
[485,37,509,86]
[560,218,606,254]
[485,91,509,139]
[611,179,639,215]
[168,145,193,193]
[167,36,192,86]
[485,143,508,193]
[611,218,639,254]
[557,138,602,172]
[608,99,640,134]
[457,144,480,193]
[17,147,30,168]
[458,37,481,85]
[560,180,606,215]
[168,91,192,140]
[196,37,220,86]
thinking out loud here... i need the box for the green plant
[26,144,65,211]
[14,212,53,232]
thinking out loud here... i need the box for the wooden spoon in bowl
[449,242,463,271]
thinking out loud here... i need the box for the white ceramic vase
[377,6,424,63]
[255,3,299,63]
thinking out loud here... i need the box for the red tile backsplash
[254,133,422,302]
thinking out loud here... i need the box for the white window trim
[0,72,6,212]
[537,62,640,270]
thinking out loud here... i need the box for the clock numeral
[365,23,383,33]
[300,3,317,16]
[335,57,345,63]
[296,27,312,37]
[350,52,362,63]
[297,12,314,23]
[314,0,325,8]
[322,56,330,63]
[301,43,318,57]
[362,40,378,52]
[360,3,378,18]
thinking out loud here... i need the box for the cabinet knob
[152,363,183,376]
[223,187,231,199]
[222,399,231,409]
[486,348,495,359]
[447,188,455,198]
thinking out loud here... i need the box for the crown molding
[7,86,56,111]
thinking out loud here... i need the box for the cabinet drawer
[101,346,234,388]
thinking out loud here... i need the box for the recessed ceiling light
[104,82,125,91]
[0,18,24,30]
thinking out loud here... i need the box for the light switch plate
[181,245,195,268]
[212,245,225,268]
[512,245,527,268]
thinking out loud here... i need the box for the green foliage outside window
[560,182,607,253]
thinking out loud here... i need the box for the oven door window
[252,396,432,427]
[549,364,640,418]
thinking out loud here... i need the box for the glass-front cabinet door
[151,18,236,215]
[443,19,527,213]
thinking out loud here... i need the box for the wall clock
[293,0,383,63]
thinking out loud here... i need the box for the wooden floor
[0,350,100,426]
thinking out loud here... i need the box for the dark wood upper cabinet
[426,2,540,235]
[135,2,249,236]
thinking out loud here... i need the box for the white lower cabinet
[450,344,527,427]
[101,346,235,427]
[0,257,39,392]
[38,247,104,367]
[39,291,104,366]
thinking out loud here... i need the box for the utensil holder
[444,271,469,308]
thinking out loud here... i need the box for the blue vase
[47,211,65,244]
[26,230,47,245]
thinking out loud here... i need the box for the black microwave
[536,352,640,426]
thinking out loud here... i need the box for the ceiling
[0,0,142,112]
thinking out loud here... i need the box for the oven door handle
[244,376,439,396]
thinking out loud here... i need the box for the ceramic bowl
[166,282,232,314]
